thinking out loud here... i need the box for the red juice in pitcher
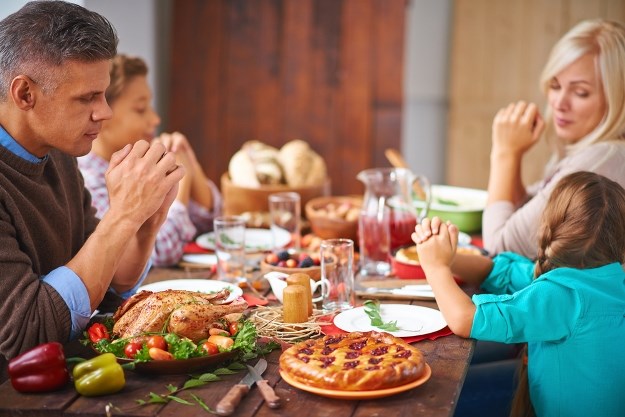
[357,167,430,277]
[390,210,417,249]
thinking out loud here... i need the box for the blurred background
[1,0,623,195]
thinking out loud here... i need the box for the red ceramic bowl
[391,246,425,279]
[391,245,483,281]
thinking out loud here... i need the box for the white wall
[402,0,452,184]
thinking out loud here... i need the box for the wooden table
[0,267,475,417]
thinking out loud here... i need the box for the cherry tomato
[202,341,219,355]
[124,341,142,359]
[147,335,168,351]
[228,322,239,336]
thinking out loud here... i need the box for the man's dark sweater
[0,146,98,381]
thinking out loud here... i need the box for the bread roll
[278,139,327,187]
[228,140,283,186]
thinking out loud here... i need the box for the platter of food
[86,285,258,375]
[196,228,291,253]
[333,304,447,337]
[117,349,238,375]
[137,279,242,303]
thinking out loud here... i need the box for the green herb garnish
[363,300,400,332]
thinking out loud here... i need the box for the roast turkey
[112,289,248,342]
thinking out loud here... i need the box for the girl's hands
[413,217,459,271]
[491,100,545,157]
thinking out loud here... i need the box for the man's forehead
[53,59,111,92]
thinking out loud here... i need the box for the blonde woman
[415,171,625,416]
[78,54,222,267]
[483,19,625,258]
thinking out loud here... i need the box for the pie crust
[279,331,426,391]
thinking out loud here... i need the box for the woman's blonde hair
[106,54,148,105]
[539,19,625,162]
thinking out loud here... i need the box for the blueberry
[277,250,291,261]
[298,257,314,268]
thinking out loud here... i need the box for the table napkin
[242,293,269,307]
[184,242,211,254]
[321,322,453,343]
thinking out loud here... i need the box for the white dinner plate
[334,304,447,338]
[196,228,291,253]
[181,254,218,265]
[137,279,242,303]
[458,231,472,246]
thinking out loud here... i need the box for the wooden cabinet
[168,0,407,196]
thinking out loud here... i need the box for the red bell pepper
[87,323,110,343]
[8,342,70,393]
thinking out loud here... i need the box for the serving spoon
[384,148,427,201]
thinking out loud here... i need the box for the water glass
[268,192,301,251]
[213,216,246,283]
[320,238,355,311]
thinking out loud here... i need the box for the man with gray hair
[0,1,184,381]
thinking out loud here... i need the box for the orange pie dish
[279,364,432,399]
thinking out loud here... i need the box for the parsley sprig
[363,300,400,332]
[135,362,245,408]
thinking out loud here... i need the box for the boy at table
[78,54,222,267]
[413,171,625,416]
[0,1,184,382]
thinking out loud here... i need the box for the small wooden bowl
[221,173,331,218]
[305,195,362,241]
[260,252,337,281]
[260,261,324,281]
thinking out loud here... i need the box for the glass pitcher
[357,167,431,276]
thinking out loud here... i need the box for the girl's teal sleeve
[480,252,535,295]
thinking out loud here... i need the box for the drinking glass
[320,238,355,311]
[268,192,301,252]
[213,216,246,283]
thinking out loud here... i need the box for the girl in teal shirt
[413,171,625,417]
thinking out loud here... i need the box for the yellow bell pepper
[72,353,125,396]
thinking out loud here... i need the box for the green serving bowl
[415,185,488,234]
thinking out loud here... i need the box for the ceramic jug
[357,167,431,276]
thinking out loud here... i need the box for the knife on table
[356,284,435,300]
[215,358,280,416]
[245,361,281,408]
